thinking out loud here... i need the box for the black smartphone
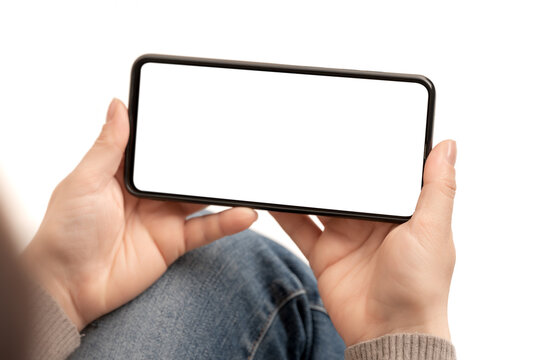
[124,54,435,223]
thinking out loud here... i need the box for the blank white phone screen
[133,62,429,217]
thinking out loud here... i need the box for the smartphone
[124,54,435,223]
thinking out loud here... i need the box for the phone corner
[132,53,160,72]
[123,168,141,198]
[413,74,436,99]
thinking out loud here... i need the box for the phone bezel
[125,54,435,223]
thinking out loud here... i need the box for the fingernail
[446,140,457,166]
[106,98,119,122]
[238,207,258,220]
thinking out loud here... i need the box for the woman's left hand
[23,99,257,331]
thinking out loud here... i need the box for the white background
[0,1,540,358]
[134,62,427,217]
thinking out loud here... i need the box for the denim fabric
[69,228,345,359]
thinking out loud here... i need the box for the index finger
[270,211,321,259]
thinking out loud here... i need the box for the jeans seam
[248,289,307,360]
[309,305,328,315]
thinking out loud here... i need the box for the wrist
[21,241,87,331]
[373,318,450,341]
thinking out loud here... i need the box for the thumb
[74,99,129,184]
[412,140,457,229]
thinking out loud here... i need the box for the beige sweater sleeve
[344,333,456,360]
[27,283,81,360]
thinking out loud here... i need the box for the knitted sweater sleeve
[27,283,81,359]
[344,333,456,360]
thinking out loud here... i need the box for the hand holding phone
[272,139,457,346]
[23,99,258,331]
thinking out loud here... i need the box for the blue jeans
[69,228,345,359]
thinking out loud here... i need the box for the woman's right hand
[271,140,457,346]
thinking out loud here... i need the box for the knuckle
[437,177,457,200]
[412,215,435,240]
[68,168,103,194]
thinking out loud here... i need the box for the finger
[317,215,332,227]
[177,202,209,216]
[74,99,130,186]
[270,211,321,259]
[114,155,126,185]
[183,207,258,252]
[412,140,457,230]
